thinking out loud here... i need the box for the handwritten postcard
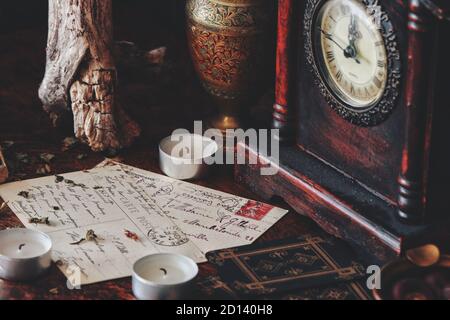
[0,162,288,285]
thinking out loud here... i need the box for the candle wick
[18,243,26,251]
[160,268,167,276]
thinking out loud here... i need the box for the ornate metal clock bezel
[304,0,402,127]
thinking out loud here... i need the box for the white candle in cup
[132,253,199,300]
[0,228,52,281]
[159,133,218,180]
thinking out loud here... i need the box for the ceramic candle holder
[159,133,218,180]
[132,253,199,300]
[0,228,52,281]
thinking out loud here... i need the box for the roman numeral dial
[314,0,388,109]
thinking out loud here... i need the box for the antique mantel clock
[235,0,450,262]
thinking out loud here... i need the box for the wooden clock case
[235,0,450,263]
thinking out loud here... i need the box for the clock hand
[318,27,361,64]
[348,14,358,47]
[318,28,348,53]
[345,14,361,64]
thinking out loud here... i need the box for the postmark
[147,226,189,247]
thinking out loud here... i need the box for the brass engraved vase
[186,0,274,134]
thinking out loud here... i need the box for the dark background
[0,1,186,42]
[0,0,274,141]
[0,0,209,141]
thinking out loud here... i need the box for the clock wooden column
[273,0,298,141]
[397,0,439,223]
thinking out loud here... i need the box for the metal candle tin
[159,133,218,180]
[132,253,199,300]
[0,228,52,281]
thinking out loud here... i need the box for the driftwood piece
[0,147,8,183]
[39,0,140,152]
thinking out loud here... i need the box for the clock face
[314,0,388,110]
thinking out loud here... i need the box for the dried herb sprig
[36,164,52,175]
[29,217,50,225]
[18,191,30,199]
[62,137,78,151]
[39,153,56,163]
[49,288,59,295]
[65,179,86,188]
[70,229,100,245]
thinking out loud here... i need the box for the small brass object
[406,244,440,267]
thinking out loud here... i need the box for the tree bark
[39,0,140,152]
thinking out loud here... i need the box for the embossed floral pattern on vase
[190,28,252,89]
[188,0,270,29]
[186,0,273,99]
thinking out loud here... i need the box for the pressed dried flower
[70,229,99,245]
[85,229,98,241]
[124,229,139,241]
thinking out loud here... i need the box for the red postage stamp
[235,200,273,221]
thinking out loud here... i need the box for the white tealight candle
[132,253,199,300]
[0,228,52,281]
[159,133,218,180]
